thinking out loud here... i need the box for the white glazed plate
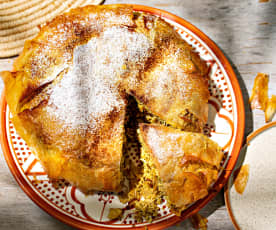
[225,121,276,230]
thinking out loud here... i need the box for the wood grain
[0,0,275,229]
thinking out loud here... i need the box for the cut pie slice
[138,123,224,215]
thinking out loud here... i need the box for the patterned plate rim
[0,4,245,230]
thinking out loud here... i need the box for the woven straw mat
[0,0,103,58]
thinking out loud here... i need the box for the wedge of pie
[137,123,224,216]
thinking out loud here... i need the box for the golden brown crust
[16,102,126,192]
[139,123,223,168]
[164,172,208,209]
[5,5,134,114]
[1,5,210,193]
[139,123,223,210]
[2,5,133,193]
[126,14,209,132]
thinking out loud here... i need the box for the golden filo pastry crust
[2,5,135,115]
[1,5,210,193]
[126,13,209,132]
[138,123,223,213]
[1,5,136,193]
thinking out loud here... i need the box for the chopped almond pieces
[249,73,269,110]
[265,95,276,122]
[190,213,208,230]
[234,164,250,195]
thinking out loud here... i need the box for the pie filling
[116,97,221,222]
[137,101,203,133]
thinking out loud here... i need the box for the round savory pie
[1,5,223,220]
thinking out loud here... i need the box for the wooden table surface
[0,0,275,229]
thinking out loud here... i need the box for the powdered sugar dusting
[145,126,184,163]
[145,65,175,99]
[46,26,152,131]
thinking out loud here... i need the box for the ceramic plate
[0,5,245,229]
[225,121,276,230]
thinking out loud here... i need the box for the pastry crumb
[190,213,208,230]
[265,95,276,122]
[249,73,269,110]
[108,208,123,220]
[249,73,276,123]
[234,164,250,195]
